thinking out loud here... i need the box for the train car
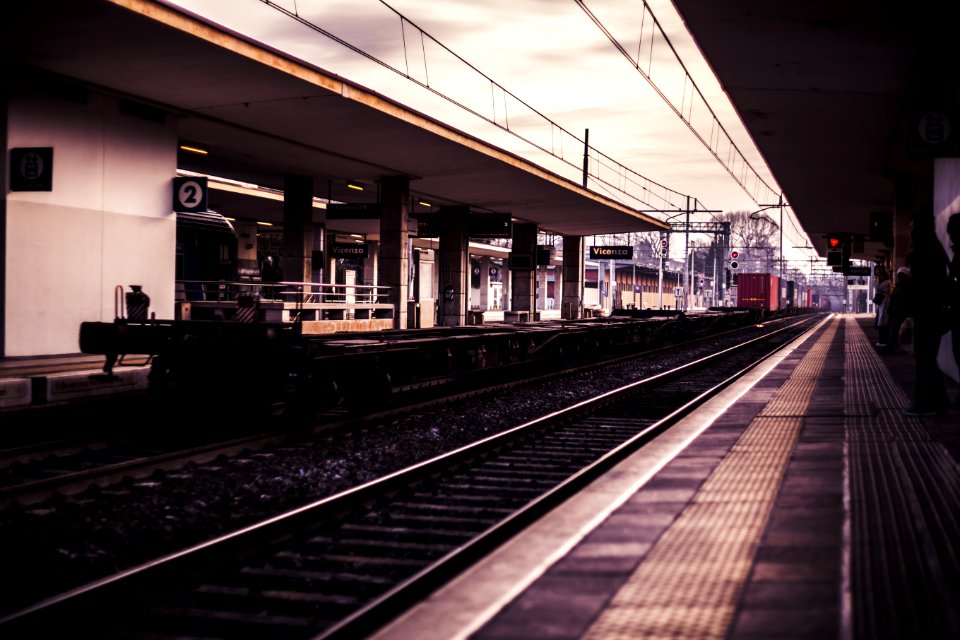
[736,272,780,310]
[176,211,238,301]
[784,280,796,307]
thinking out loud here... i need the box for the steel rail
[0,314,822,635]
[0,312,781,508]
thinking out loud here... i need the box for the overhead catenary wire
[573,0,778,207]
[257,0,694,213]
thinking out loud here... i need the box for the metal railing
[176,280,391,305]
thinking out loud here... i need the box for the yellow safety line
[583,318,839,639]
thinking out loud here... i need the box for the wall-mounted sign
[173,176,208,213]
[909,107,960,157]
[417,215,441,238]
[469,212,512,238]
[589,246,633,259]
[331,243,369,259]
[413,211,512,239]
[10,147,53,191]
[326,203,382,219]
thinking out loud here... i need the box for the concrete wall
[5,86,176,356]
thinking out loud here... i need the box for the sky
[165,0,811,259]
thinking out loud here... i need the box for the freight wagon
[736,273,780,311]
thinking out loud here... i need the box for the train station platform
[0,353,150,410]
[374,314,960,640]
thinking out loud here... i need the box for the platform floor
[374,314,960,640]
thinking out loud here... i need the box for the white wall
[5,88,176,356]
[934,157,960,381]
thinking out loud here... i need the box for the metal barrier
[175,280,393,323]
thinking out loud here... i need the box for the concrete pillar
[561,235,584,319]
[282,175,313,285]
[478,256,491,310]
[363,241,378,286]
[537,259,549,310]
[311,223,325,285]
[378,176,409,329]
[511,223,538,314]
[326,230,338,286]
[501,260,511,311]
[363,240,379,304]
[437,206,469,326]
[0,93,6,356]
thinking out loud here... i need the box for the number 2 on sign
[178,181,201,206]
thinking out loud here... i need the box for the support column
[282,175,314,285]
[326,231,337,286]
[511,223,538,316]
[478,256,491,310]
[311,223,325,284]
[501,260,511,311]
[561,235,584,319]
[363,241,378,287]
[379,176,409,329]
[438,206,469,326]
[538,262,549,311]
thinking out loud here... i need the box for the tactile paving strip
[843,317,960,639]
[582,320,839,639]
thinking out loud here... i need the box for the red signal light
[730,250,740,260]
[827,236,841,248]
[660,239,668,248]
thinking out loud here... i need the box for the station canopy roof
[5,0,666,238]
[671,1,960,259]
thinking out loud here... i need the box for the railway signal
[827,235,842,265]
[825,234,848,267]
[729,249,740,270]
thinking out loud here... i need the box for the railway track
[0,314,825,637]
[0,314,806,509]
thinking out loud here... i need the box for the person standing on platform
[873,266,892,348]
[948,213,960,406]
[884,266,913,354]
[904,212,950,416]
[261,254,283,300]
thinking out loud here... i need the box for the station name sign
[331,243,369,258]
[590,246,633,259]
[326,203,382,219]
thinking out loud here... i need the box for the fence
[176,280,394,323]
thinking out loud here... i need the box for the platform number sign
[10,147,53,191]
[173,176,208,213]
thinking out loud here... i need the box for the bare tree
[631,231,662,267]
[717,210,779,273]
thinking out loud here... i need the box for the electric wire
[257,0,691,213]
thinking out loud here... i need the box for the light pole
[749,196,787,278]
